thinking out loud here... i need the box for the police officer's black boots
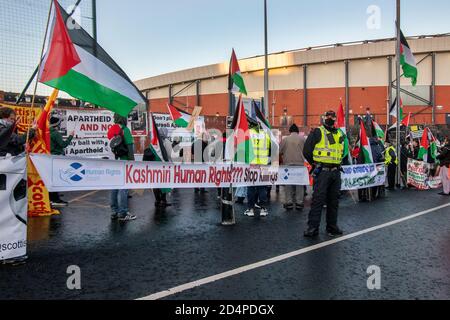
[326,225,343,237]
[303,227,319,238]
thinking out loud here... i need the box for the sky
[95,0,450,82]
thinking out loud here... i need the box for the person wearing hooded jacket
[303,110,345,238]
[0,107,35,156]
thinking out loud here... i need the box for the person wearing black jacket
[303,111,345,238]
[0,107,35,156]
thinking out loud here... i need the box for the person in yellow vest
[303,110,345,237]
[244,123,272,217]
[384,141,398,190]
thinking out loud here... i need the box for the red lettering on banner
[126,165,133,183]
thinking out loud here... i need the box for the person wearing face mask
[303,110,345,238]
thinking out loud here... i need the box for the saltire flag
[400,30,418,86]
[371,120,385,140]
[224,95,254,163]
[335,99,350,163]
[167,103,191,128]
[30,89,59,154]
[358,118,373,164]
[149,112,169,162]
[417,127,438,163]
[38,0,146,117]
[252,100,279,152]
[228,49,247,95]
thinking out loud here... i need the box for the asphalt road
[1,187,449,300]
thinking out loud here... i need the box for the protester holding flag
[437,136,450,196]
[107,114,136,222]
[279,124,306,211]
[0,107,35,157]
[49,115,75,207]
[303,110,345,237]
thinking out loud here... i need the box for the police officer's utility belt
[317,164,340,171]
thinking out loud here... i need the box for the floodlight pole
[263,0,269,118]
[395,0,402,188]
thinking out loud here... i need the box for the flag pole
[26,0,54,150]
[263,0,269,118]
[221,56,236,226]
[395,0,402,188]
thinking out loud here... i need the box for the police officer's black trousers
[308,169,341,229]
[387,163,397,189]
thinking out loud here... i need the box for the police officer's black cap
[325,110,336,117]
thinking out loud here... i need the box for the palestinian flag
[228,49,247,95]
[30,89,59,154]
[400,31,418,86]
[389,97,404,119]
[418,127,437,163]
[149,112,168,162]
[371,120,385,140]
[224,95,254,163]
[358,118,373,164]
[335,99,350,163]
[253,100,279,151]
[167,103,191,128]
[388,112,411,131]
[38,0,146,117]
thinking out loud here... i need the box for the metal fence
[0,0,94,99]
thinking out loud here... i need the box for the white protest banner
[66,138,114,159]
[340,163,386,191]
[30,154,310,192]
[0,156,27,261]
[407,159,442,190]
[153,113,205,143]
[55,108,115,138]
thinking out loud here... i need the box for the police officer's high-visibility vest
[312,126,344,165]
[250,128,271,165]
[385,146,398,165]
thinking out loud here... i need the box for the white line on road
[137,202,450,300]
[68,190,100,204]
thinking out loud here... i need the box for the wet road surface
[1,188,449,300]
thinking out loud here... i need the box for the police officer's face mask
[324,118,335,127]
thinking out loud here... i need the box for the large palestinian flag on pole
[225,95,254,163]
[400,30,418,86]
[167,103,191,128]
[38,0,146,117]
[371,120,385,140]
[358,118,373,164]
[228,49,247,95]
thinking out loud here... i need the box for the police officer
[244,123,271,217]
[384,141,398,190]
[303,110,345,237]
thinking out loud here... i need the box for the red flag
[336,99,345,131]
[32,89,59,154]
[401,112,411,127]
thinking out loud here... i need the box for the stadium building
[135,34,450,129]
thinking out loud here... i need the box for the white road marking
[68,190,100,204]
[137,202,450,300]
